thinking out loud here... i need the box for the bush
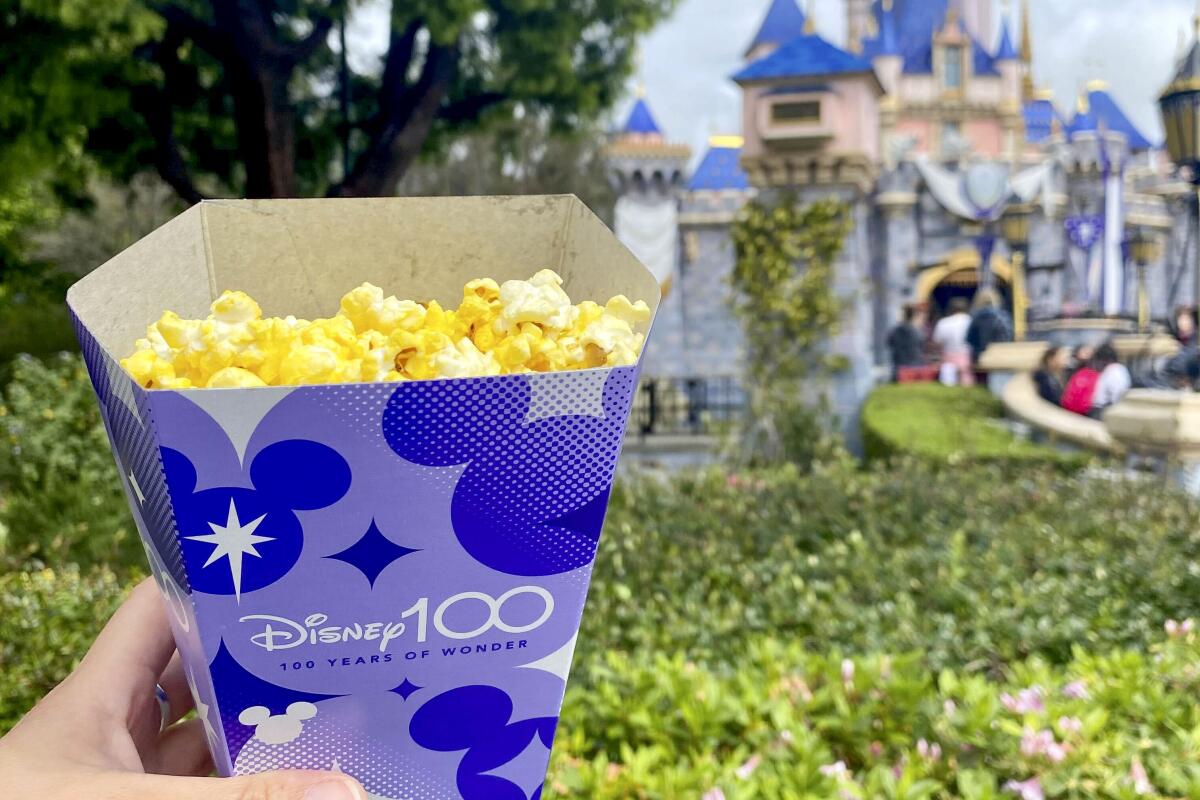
[549,633,1200,798]
[0,566,130,731]
[581,462,1200,679]
[861,384,1090,472]
[0,353,140,571]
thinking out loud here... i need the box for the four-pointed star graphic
[186,499,273,601]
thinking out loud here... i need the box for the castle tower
[1020,0,1034,101]
[994,7,1021,159]
[746,0,808,60]
[604,92,691,377]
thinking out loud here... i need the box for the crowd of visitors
[887,292,1013,388]
[1040,342,1131,418]
[886,292,1137,418]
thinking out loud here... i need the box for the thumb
[96,770,368,800]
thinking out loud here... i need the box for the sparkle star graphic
[186,667,220,752]
[127,469,145,504]
[185,499,272,601]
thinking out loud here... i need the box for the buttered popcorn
[121,270,651,389]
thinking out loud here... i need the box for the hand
[0,578,367,800]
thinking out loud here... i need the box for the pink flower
[778,729,795,745]
[943,699,957,716]
[1166,618,1195,639]
[1061,680,1089,700]
[917,738,942,762]
[869,741,884,759]
[726,474,741,488]
[1130,758,1154,795]
[1020,729,1068,763]
[702,789,727,800]
[841,659,855,686]
[1057,716,1083,735]
[1001,687,1045,714]
[735,754,762,780]
[1004,777,1045,800]
[820,761,848,779]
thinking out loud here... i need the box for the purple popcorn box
[66,196,660,798]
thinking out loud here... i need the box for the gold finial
[804,0,816,34]
[1077,88,1090,114]
[708,135,745,148]
[635,82,646,99]
[1086,78,1109,91]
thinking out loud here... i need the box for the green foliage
[0,566,130,732]
[862,383,1091,473]
[729,196,851,466]
[0,354,138,571]
[582,462,1200,678]
[549,634,1200,798]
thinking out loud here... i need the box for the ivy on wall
[730,195,851,465]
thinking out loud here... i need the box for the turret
[745,0,808,61]
[872,0,902,95]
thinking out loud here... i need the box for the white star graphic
[186,667,220,751]
[185,499,272,601]
[128,469,146,505]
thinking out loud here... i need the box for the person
[933,297,974,386]
[1092,341,1132,414]
[1033,346,1069,406]
[965,288,1014,365]
[1061,351,1101,416]
[1174,306,1197,348]
[0,579,367,800]
[887,304,927,381]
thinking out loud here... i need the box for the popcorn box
[67,196,659,798]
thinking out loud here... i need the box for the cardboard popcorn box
[67,196,659,799]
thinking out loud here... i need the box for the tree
[71,0,677,202]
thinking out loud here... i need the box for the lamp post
[1159,17,1200,309]
[1129,227,1163,333]
[1001,203,1033,341]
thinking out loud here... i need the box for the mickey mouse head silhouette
[409,685,557,800]
[383,371,634,577]
[161,440,352,598]
[238,702,318,745]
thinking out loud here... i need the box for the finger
[158,653,196,725]
[91,770,368,800]
[144,719,215,778]
[72,579,177,715]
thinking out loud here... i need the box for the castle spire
[1020,0,1035,101]
[804,0,816,34]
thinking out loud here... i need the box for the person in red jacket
[1061,351,1101,416]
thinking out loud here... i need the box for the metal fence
[630,376,746,436]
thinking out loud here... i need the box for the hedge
[861,383,1091,472]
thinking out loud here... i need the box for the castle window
[942,45,963,90]
[771,101,821,124]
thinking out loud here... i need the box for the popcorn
[122,271,650,388]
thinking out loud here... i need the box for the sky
[629,0,1198,159]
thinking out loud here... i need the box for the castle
[606,0,1196,441]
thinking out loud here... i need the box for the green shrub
[0,566,130,731]
[0,353,140,572]
[550,633,1200,798]
[861,384,1090,472]
[581,462,1200,680]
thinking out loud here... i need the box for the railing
[631,376,745,437]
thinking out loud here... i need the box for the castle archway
[915,248,1012,315]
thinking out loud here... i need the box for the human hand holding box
[67,196,659,799]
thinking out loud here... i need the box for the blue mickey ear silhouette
[249,440,352,510]
[384,378,531,466]
[160,447,198,496]
[409,685,514,751]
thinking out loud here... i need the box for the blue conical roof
[1067,88,1154,151]
[746,0,808,54]
[734,33,874,82]
[688,138,750,191]
[995,17,1018,61]
[622,97,661,135]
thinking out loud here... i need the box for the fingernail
[304,778,364,800]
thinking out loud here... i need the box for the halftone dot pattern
[525,368,611,423]
[71,313,189,590]
[383,367,640,576]
[235,709,457,800]
[322,382,463,493]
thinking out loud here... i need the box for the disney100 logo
[239,586,554,655]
